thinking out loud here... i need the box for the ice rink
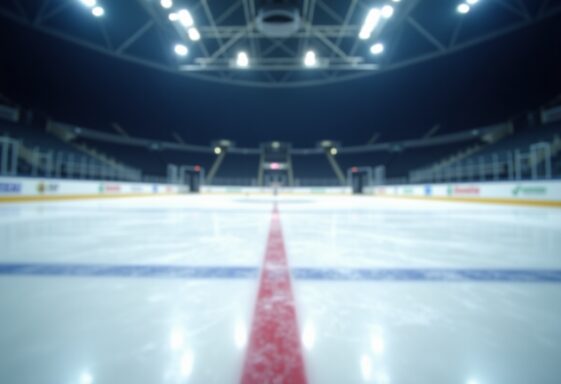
[1,195,561,384]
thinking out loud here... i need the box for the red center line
[241,206,307,384]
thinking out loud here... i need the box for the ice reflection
[361,354,372,381]
[180,350,194,377]
[361,325,390,383]
[167,327,194,380]
[370,327,385,355]
[302,321,316,350]
[376,371,390,384]
[170,327,185,351]
[234,320,247,349]
[79,372,93,384]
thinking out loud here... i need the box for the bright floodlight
[359,8,381,40]
[177,9,193,27]
[188,27,200,41]
[168,12,178,21]
[91,6,104,17]
[370,43,384,55]
[174,44,188,56]
[304,50,317,67]
[236,52,249,68]
[160,0,172,9]
[80,0,96,7]
[466,0,479,4]
[457,3,470,13]
[381,5,394,19]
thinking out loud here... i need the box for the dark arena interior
[1,1,561,383]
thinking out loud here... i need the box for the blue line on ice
[1,263,561,282]
[0,263,258,279]
[292,268,561,282]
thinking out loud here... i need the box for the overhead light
[80,0,96,7]
[466,0,479,4]
[381,5,394,19]
[359,8,381,40]
[392,0,401,2]
[330,147,338,156]
[370,42,384,55]
[177,9,193,27]
[160,0,172,9]
[304,50,317,67]
[174,44,188,56]
[214,146,222,155]
[91,6,104,17]
[236,51,249,68]
[168,12,178,21]
[457,3,470,13]
[188,27,200,41]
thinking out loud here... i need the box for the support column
[325,150,346,185]
[206,150,227,185]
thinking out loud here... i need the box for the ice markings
[1,263,560,283]
[292,268,561,282]
[241,207,307,384]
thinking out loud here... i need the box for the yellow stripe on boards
[373,194,561,208]
[0,193,179,203]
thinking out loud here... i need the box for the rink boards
[2,176,561,207]
[365,180,561,207]
[0,176,185,202]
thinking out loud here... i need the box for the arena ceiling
[0,0,560,146]
[1,0,560,88]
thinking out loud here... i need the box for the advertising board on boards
[0,182,22,194]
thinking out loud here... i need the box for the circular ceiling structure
[1,0,560,88]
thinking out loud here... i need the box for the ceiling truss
[1,0,560,87]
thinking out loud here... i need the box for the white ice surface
[0,195,560,384]
[281,196,561,269]
[0,196,271,266]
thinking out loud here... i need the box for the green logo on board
[512,185,547,197]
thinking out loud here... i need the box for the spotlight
[168,12,178,21]
[91,6,104,17]
[177,9,193,27]
[370,43,384,55]
[214,147,222,155]
[304,50,317,67]
[330,147,338,156]
[381,5,394,19]
[466,0,479,4]
[188,27,200,41]
[80,0,96,7]
[359,8,381,40]
[160,0,172,9]
[236,51,249,68]
[457,3,470,13]
[174,44,188,56]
